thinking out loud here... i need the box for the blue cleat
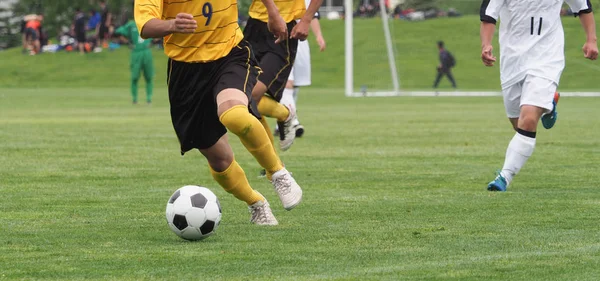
[541,92,560,129]
[487,172,508,192]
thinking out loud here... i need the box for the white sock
[293,87,299,103]
[501,131,536,184]
[281,88,296,109]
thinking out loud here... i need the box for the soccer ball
[165,185,222,241]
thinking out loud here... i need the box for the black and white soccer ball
[165,185,222,241]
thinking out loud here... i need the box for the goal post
[344,0,401,97]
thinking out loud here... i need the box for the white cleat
[277,104,297,151]
[271,168,303,210]
[249,199,278,226]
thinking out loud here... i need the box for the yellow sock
[210,160,264,205]
[258,116,278,180]
[219,105,284,174]
[258,116,275,148]
[258,96,289,122]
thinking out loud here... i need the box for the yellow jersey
[248,0,306,23]
[134,0,243,62]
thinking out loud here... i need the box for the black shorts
[99,25,109,39]
[243,17,298,101]
[166,40,261,153]
[76,31,86,43]
[25,28,38,40]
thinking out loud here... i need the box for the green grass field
[2,88,600,280]
[2,16,600,280]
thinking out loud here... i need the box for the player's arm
[134,0,196,39]
[292,0,324,40]
[479,0,503,66]
[579,12,598,60]
[568,0,598,60]
[260,0,288,43]
[480,22,496,66]
[114,23,131,43]
[310,14,326,51]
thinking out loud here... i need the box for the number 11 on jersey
[530,17,543,35]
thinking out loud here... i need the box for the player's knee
[216,89,248,116]
[204,152,234,172]
[207,156,233,172]
[518,116,538,131]
[285,80,294,89]
[218,100,246,116]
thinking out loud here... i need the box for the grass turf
[1,88,600,280]
[1,16,600,91]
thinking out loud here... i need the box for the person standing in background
[96,0,111,52]
[114,8,154,105]
[433,40,457,89]
[74,8,87,54]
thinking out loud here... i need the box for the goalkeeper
[114,13,154,105]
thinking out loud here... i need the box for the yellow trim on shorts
[267,38,291,98]
[167,59,174,86]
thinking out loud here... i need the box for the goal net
[344,0,400,97]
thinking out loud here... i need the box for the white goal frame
[344,0,400,97]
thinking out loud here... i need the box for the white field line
[348,91,600,97]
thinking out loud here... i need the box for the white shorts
[502,75,557,118]
[288,40,311,86]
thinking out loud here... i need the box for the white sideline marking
[348,91,600,97]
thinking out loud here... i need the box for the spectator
[433,41,457,89]
[23,14,43,55]
[87,9,101,31]
[96,0,111,52]
[74,8,86,54]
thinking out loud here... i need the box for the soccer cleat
[249,199,278,226]
[487,172,508,192]
[271,168,303,210]
[295,124,305,137]
[541,92,560,129]
[277,104,297,151]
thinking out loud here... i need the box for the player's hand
[171,13,197,34]
[582,40,598,60]
[268,14,288,44]
[481,44,496,66]
[291,19,310,41]
[316,35,326,51]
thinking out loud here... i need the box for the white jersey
[289,0,319,86]
[481,0,592,88]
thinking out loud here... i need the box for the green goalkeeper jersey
[115,20,152,52]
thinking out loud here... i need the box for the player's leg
[218,89,302,210]
[273,77,297,136]
[142,50,154,104]
[290,40,311,137]
[488,82,522,191]
[489,76,555,191]
[433,68,443,88]
[445,69,457,88]
[130,52,142,104]
[245,18,298,151]
[200,134,278,225]
[216,42,302,210]
[167,58,278,224]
